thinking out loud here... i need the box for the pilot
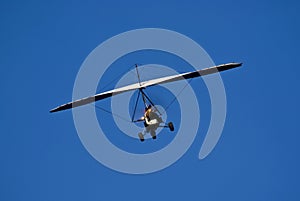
[144,105,152,121]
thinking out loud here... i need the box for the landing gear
[168,122,174,131]
[138,132,144,142]
[150,131,156,139]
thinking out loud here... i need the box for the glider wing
[50,62,242,113]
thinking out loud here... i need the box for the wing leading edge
[50,62,242,113]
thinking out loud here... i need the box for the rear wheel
[150,131,156,139]
[138,133,144,142]
[168,122,174,131]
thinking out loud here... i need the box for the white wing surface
[50,62,242,113]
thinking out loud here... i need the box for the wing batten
[50,62,242,113]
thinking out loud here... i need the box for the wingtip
[49,108,57,113]
[232,62,243,67]
[49,107,61,113]
[229,62,243,68]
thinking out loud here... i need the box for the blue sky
[1,0,300,200]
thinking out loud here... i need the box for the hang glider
[50,62,242,113]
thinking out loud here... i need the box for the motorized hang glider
[50,62,242,141]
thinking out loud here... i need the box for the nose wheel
[168,122,174,131]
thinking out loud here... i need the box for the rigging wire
[96,64,139,94]
[92,63,145,124]
[162,79,194,115]
[92,103,132,123]
[93,78,193,124]
[92,63,194,123]
[131,90,141,122]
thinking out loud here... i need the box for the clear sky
[1,0,300,200]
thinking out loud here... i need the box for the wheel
[168,122,174,131]
[138,133,144,142]
[150,131,156,139]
